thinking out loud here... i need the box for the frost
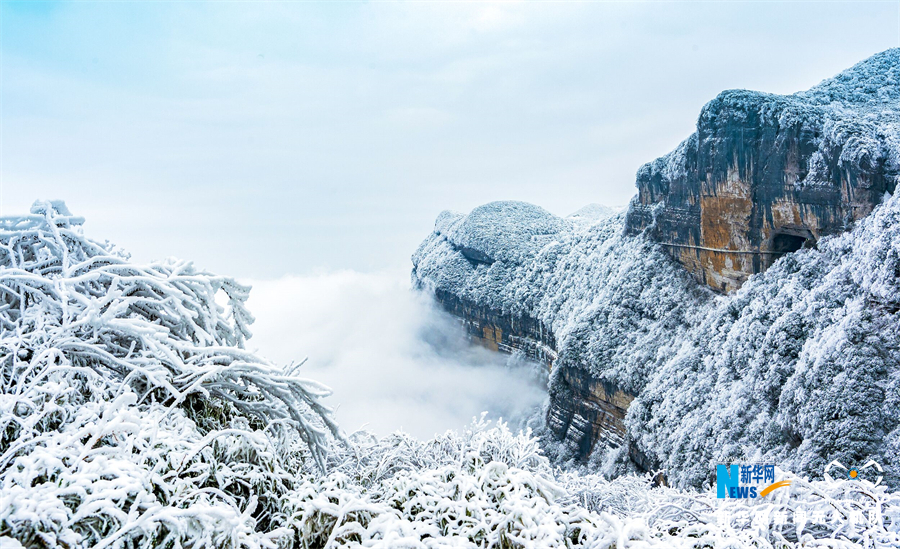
[0,200,343,547]
[643,49,900,191]
[413,207,709,394]
[412,49,900,494]
[413,189,900,492]
[566,204,621,226]
[4,199,899,548]
[442,201,568,266]
[633,191,900,489]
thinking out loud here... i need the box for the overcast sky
[2,1,899,278]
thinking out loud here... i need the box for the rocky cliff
[430,287,637,460]
[412,202,706,469]
[412,50,900,487]
[626,49,900,292]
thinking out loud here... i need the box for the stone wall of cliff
[431,288,638,462]
[433,289,557,367]
[625,50,900,292]
[412,50,900,486]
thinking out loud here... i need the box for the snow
[2,200,899,547]
[633,189,900,489]
[7,47,900,549]
[413,207,709,393]
[566,204,621,225]
[412,49,900,493]
[0,201,341,547]
[639,49,900,196]
[440,201,568,265]
[798,48,900,106]
[413,189,900,491]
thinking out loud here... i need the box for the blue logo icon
[716,463,789,498]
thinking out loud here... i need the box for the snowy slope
[2,201,898,547]
[413,190,900,489]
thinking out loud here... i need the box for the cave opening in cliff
[772,232,812,254]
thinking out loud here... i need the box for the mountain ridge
[412,49,900,487]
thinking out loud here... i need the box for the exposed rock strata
[432,288,636,459]
[433,289,557,367]
[412,50,900,485]
[546,367,634,457]
[626,51,900,292]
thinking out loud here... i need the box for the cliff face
[433,288,636,460]
[433,288,557,367]
[626,50,900,292]
[412,50,900,487]
[546,367,634,458]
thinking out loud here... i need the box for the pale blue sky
[2,1,898,278]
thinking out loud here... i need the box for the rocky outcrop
[626,50,900,292]
[433,289,557,368]
[412,50,900,485]
[546,367,634,458]
[432,288,637,460]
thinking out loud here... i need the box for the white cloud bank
[245,270,546,439]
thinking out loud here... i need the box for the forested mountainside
[412,49,900,490]
[7,202,898,548]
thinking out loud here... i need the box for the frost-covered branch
[0,201,344,547]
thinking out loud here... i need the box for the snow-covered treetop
[438,200,568,265]
[2,198,898,548]
[798,47,900,106]
[701,48,900,117]
[0,200,343,468]
[0,199,85,232]
[566,203,621,225]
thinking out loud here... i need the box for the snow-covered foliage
[632,188,900,489]
[0,201,343,547]
[798,48,900,106]
[276,417,900,548]
[437,202,568,266]
[2,200,899,548]
[412,190,900,490]
[566,204,621,226]
[412,49,900,493]
[653,49,900,194]
[561,466,900,548]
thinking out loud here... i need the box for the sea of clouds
[245,270,547,439]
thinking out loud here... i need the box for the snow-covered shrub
[324,415,551,488]
[280,419,900,548]
[0,201,342,547]
[561,467,900,548]
[4,199,899,549]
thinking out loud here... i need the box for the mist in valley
[246,270,548,439]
